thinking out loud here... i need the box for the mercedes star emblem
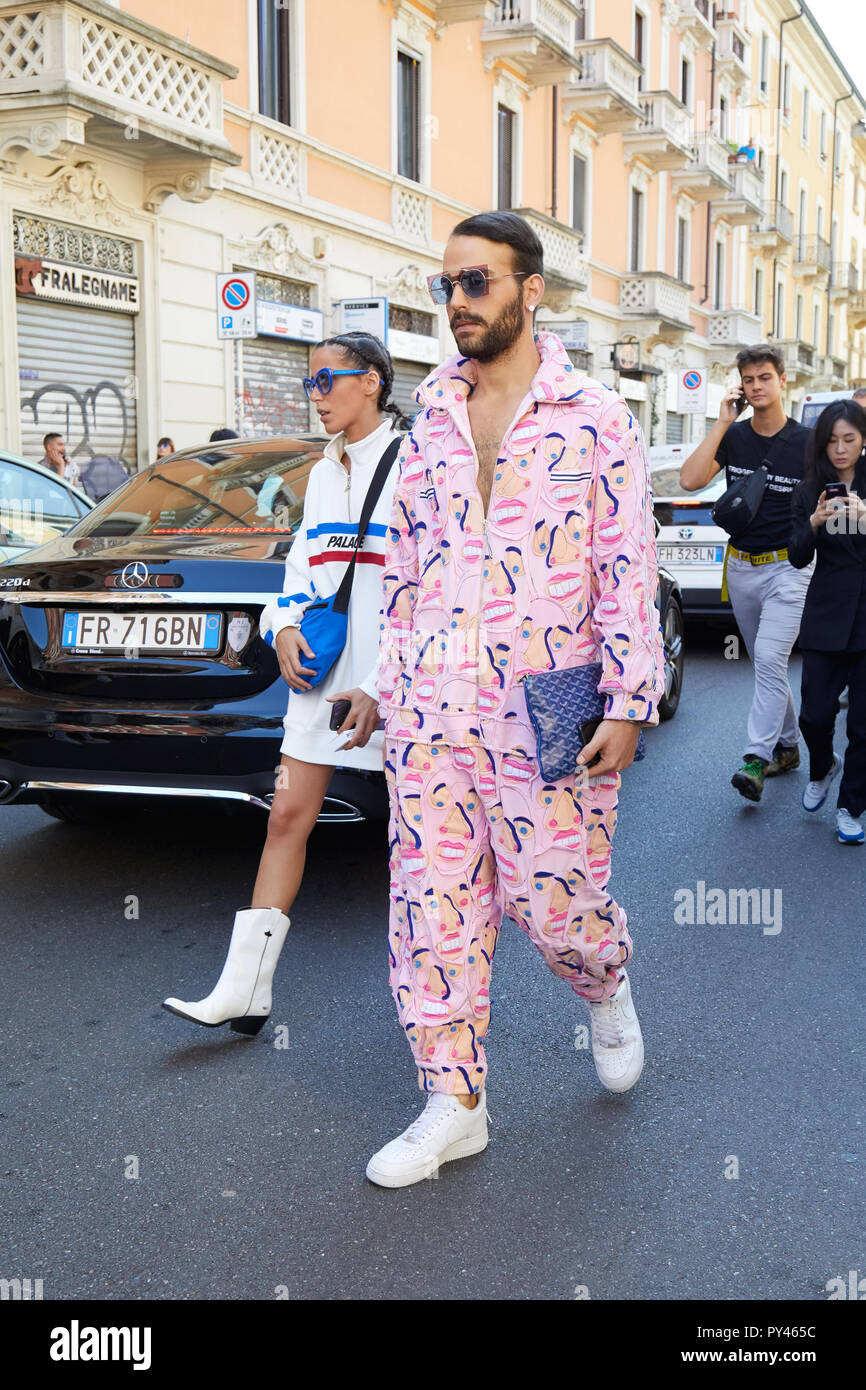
[120,562,149,589]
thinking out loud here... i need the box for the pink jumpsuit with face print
[377,333,665,1096]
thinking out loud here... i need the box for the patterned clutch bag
[522,663,647,783]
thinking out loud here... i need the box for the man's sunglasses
[302,367,374,399]
[427,265,527,305]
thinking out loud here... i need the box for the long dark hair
[802,400,866,505]
[313,331,412,429]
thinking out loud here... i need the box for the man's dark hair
[449,211,544,279]
[735,343,785,377]
[209,427,240,442]
[42,432,62,449]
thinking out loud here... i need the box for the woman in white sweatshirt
[163,332,405,1034]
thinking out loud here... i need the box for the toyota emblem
[120,562,149,589]
[678,527,694,541]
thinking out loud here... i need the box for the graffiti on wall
[20,379,133,463]
[236,383,308,438]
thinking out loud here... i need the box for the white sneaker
[366,1091,488,1188]
[836,808,865,844]
[586,970,644,1094]
[802,754,842,811]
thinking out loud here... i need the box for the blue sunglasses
[302,367,374,399]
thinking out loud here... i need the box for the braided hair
[313,331,413,429]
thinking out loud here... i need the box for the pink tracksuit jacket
[377,332,665,749]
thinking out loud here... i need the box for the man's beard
[450,286,526,363]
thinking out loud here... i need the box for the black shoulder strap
[758,421,794,478]
[332,436,402,615]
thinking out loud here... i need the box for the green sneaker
[765,742,801,777]
[731,756,766,802]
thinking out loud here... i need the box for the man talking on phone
[680,345,812,802]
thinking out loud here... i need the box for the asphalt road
[2,628,864,1302]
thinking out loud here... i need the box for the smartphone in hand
[328,698,352,733]
[825,481,848,500]
[734,389,748,416]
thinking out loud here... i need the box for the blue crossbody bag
[268,437,401,689]
[522,663,647,783]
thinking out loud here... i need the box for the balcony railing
[774,339,816,376]
[672,131,732,200]
[622,90,693,170]
[0,0,237,196]
[831,261,858,295]
[720,160,764,224]
[794,234,832,275]
[715,17,750,82]
[511,207,587,290]
[676,0,716,46]
[753,200,794,243]
[706,307,764,349]
[482,0,580,85]
[619,272,692,328]
[850,290,866,329]
[561,38,643,132]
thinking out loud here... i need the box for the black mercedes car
[0,436,683,827]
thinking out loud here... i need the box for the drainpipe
[551,85,558,221]
[827,88,855,361]
[701,18,718,306]
[772,4,805,339]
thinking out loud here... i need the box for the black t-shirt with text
[714,417,810,553]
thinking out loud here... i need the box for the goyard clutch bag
[522,662,647,783]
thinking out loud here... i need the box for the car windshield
[651,465,724,499]
[71,441,324,538]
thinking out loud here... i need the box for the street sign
[257,299,324,343]
[336,297,388,343]
[555,320,590,351]
[677,367,708,414]
[217,271,256,339]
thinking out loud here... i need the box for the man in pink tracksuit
[366,212,665,1188]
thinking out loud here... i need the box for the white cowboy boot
[162,907,290,1035]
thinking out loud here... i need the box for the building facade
[2,0,866,472]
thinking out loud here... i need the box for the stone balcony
[773,338,817,382]
[671,132,733,202]
[619,271,693,347]
[715,16,750,87]
[705,307,764,352]
[0,0,239,206]
[512,207,588,295]
[830,261,858,300]
[793,234,831,281]
[719,159,764,225]
[849,289,866,330]
[751,200,794,251]
[560,38,643,134]
[481,0,580,87]
[812,354,848,388]
[622,91,693,172]
[675,0,716,49]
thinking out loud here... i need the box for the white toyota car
[649,445,730,617]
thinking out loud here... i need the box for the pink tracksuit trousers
[385,736,630,1096]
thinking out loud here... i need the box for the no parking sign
[216,271,257,339]
[677,367,708,415]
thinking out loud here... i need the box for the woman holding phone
[789,399,866,843]
[162,332,406,1031]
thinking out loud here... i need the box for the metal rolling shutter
[239,337,310,438]
[17,297,137,469]
[665,412,684,443]
[390,358,427,419]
